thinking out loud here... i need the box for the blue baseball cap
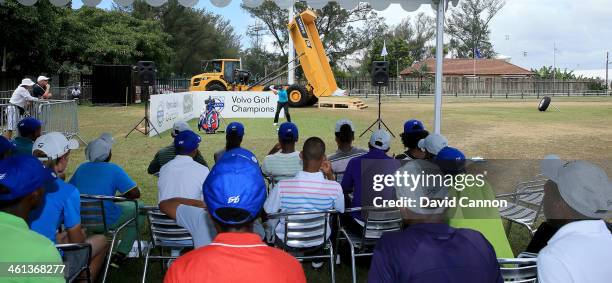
[278,122,298,142]
[18,117,42,137]
[0,155,56,201]
[435,147,466,161]
[203,152,266,225]
[218,147,259,165]
[403,119,425,135]
[0,136,16,155]
[174,130,201,155]
[226,122,244,137]
[435,147,466,174]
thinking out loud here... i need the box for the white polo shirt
[158,155,209,203]
[537,220,612,283]
[9,86,38,108]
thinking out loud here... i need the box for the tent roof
[11,0,459,11]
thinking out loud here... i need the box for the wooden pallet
[317,97,368,110]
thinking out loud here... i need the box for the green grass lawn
[64,96,611,282]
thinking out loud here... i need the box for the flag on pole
[381,40,388,57]
[474,48,482,59]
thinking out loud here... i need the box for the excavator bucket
[288,10,345,98]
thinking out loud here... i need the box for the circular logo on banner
[156,103,165,128]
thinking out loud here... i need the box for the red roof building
[401,58,533,78]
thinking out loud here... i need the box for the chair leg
[102,232,119,283]
[141,245,151,283]
[328,244,336,283]
[349,245,357,283]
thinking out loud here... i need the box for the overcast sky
[72,0,612,72]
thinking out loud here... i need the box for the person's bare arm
[159,198,206,219]
[321,158,335,180]
[43,84,52,99]
[268,143,282,155]
[123,187,141,199]
[65,224,86,243]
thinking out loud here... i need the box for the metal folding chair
[141,208,194,283]
[498,257,538,283]
[56,243,92,283]
[268,210,338,283]
[497,175,547,235]
[80,194,142,283]
[337,207,403,283]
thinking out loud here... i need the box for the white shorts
[5,105,19,131]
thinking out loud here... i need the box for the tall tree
[392,12,436,62]
[130,0,241,76]
[445,0,505,58]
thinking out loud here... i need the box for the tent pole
[288,4,296,86]
[434,0,446,134]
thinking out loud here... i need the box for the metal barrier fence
[0,86,92,102]
[0,99,82,142]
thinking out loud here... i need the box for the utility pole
[606,51,609,92]
[553,42,557,95]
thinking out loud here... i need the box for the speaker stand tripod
[126,86,161,138]
[359,85,396,138]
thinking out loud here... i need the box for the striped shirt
[261,151,302,182]
[328,147,367,182]
[264,171,344,247]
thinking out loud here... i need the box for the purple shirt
[369,223,503,283]
[340,148,400,220]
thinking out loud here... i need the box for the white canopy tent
[10,0,459,134]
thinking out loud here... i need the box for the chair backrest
[147,209,194,248]
[281,210,335,248]
[362,207,403,240]
[498,258,538,283]
[56,243,92,283]
[80,198,107,231]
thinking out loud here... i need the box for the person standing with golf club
[271,85,291,126]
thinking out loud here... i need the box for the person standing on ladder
[271,85,291,126]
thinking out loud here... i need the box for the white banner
[149,91,282,136]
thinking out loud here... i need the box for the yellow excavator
[189,10,346,107]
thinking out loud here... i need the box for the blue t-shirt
[12,136,33,156]
[69,162,137,225]
[277,89,288,103]
[29,179,81,244]
[368,223,503,283]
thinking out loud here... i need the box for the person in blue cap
[164,153,306,282]
[262,122,302,182]
[12,117,43,156]
[214,122,243,162]
[395,119,429,160]
[437,146,515,259]
[0,155,64,283]
[0,136,16,160]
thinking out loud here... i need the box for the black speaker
[135,61,156,86]
[372,61,389,87]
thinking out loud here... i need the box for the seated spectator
[29,132,108,281]
[262,122,302,182]
[213,122,245,163]
[158,130,209,203]
[12,117,42,156]
[328,119,367,182]
[536,155,612,283]
[164,152,306,283]
[32,76,53,99]
[0,155,63,283]
[0,136,16,160]
[395,119,429,160]
[369,159,503,283]
[436,147,514,259]
[147,121,208,175]
[341,130,399,233]
[417,133,448,159]
[5,78,37,140]
[159,198,217,248]
[264,137,343,247]
[69,133,143,268]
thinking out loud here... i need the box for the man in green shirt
[0,155,63,283]
[12,117,42,156]
[147,121,208,175]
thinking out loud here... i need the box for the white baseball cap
[20,78,35,86]
[335,119,355,133]
[369,129,391,151]
[418,134,448,155]
[540,155,612,219]
[172,121,191,135]
[33,132,79,160]
[37,76,50,82]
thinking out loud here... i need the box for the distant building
[400,58,533,78]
